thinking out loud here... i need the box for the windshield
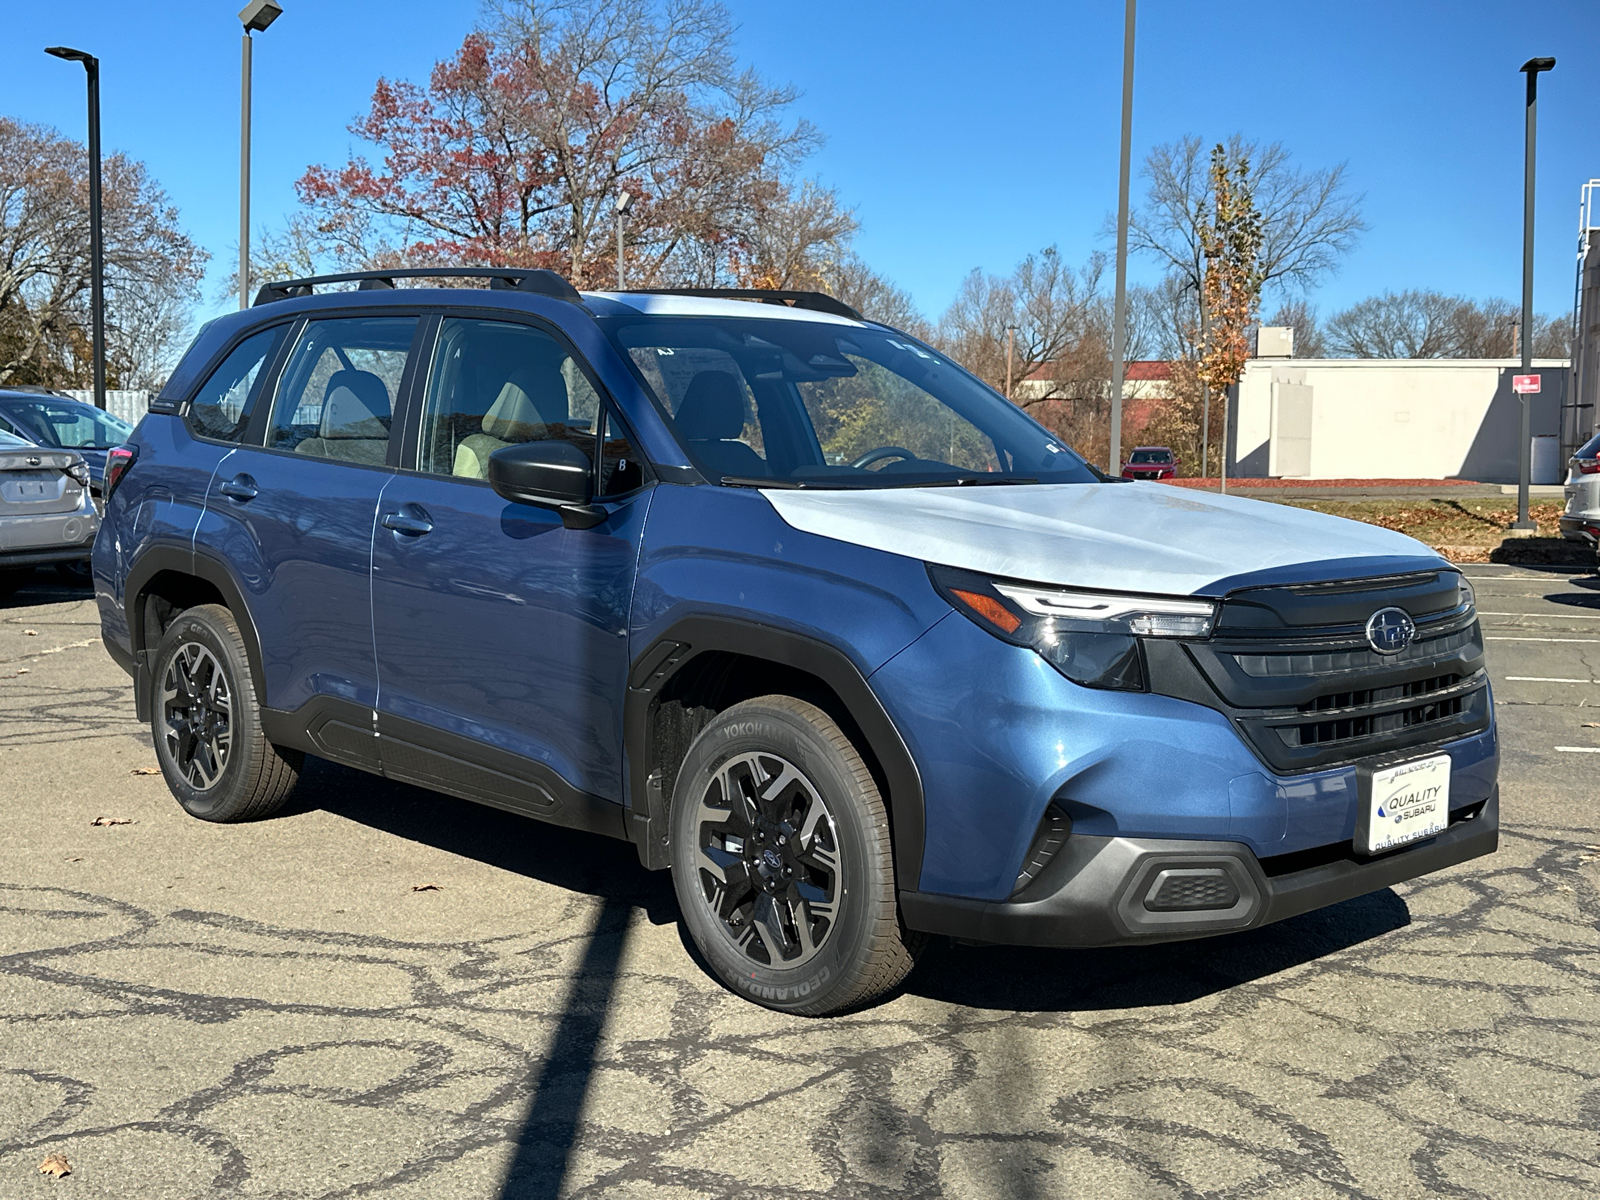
[1129,449,1171,463]
[2,399,132,450]
[600,315,1099,487]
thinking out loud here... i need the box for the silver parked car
[1560,431,1600,557]
[0,430,99,598]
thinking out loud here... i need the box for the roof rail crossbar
[252,267,582,307]
[619,287,862,322]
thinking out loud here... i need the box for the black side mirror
[487,441,606,529]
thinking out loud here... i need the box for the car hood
[761,482,1441,596]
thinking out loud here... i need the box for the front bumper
[901,788,1496,947]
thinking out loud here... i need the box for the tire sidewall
[670,701,887,1013]
[151,607,260,821]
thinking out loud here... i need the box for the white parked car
[0,430,99,598]
[1560,431,1600,556]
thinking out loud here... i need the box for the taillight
[1573,457,1600,475]
[104,445,137,498]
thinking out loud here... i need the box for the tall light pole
[1004,324,1018,400]
[1513,56,1555,531]
[1107,0,1136,475]
[239,0,284,310]
[45,46,105,411]
[615,191,634,289]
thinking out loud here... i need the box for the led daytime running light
[994,583,1216,638]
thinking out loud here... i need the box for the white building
[1229,357,1573,483]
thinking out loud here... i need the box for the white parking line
[1555,746,1600,753]
[1506,676,1600,684]
[1484,636,1600,643]
[1479,611,1600,619]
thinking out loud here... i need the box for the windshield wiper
[876,475,1040,489]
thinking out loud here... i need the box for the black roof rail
[617,287,862,322]
[252,267,583,307]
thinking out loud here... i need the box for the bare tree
[0,117,206,388]
[1127,135,1365,305]
[1324,290,1570,359]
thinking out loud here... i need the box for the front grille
[1144,571,1491,773]
[1290,673,1466,748]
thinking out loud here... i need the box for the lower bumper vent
[1143,867,1240,912]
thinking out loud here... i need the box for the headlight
[929,565,1217,691]
[1456,573,1475,613]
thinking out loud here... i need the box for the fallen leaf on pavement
[64,857,82,863]
[38,1154,71,1178]
[1582,722,1600,729]
[90,816,134,826]
[129,767,160,776]
[24,629,38,636]
[410,883,442,892]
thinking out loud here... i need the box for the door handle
[381,509,433,536]
[219,474,258,502]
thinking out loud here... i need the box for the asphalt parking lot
[3,563,1599,1199]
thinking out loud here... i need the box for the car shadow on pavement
[904,887,1410,1012]
[1,569,94,608]
[287,755,681,925]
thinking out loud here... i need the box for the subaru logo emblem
[26,455,40,466]
[1366,607,1416,655]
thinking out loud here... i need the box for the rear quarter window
[186,326,289,442]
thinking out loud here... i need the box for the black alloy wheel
[160,641,234,791]
[690,749,843,969]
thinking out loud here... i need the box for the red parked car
[1121,446,1178,480]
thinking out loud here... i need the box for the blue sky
[3,1,1595,329]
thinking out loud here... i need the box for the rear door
[369,315,651,826]
[198,314,423,766]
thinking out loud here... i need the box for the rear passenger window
[186,327,287,442]
[418,318,601,479]
[266,317,417,465]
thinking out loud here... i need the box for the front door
[370,316,650,830]
[200,314,421,767]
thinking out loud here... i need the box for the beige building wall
[1232,358,1572,482]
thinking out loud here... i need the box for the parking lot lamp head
[44,46,106,411]
[239,0,283,32]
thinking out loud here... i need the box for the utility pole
[1005,325,1017,400]
[1512,57,1556,530]
[238,2,284,311]
[616,191,633,289]
[46,47,105,409]
[1107,0,1136,474]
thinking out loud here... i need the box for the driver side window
[419,318,600,479]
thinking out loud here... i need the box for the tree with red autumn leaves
[285,0,857,292]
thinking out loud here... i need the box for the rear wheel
[151,604,302,822]
[670,695,920,1016]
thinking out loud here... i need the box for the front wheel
[150,604,302,822]
[670,695,920,1015]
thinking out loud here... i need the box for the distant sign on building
[1513,373,1541,394]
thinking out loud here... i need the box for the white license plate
[1361,755,1451,855]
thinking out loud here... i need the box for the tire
[669,695,920,1016]
[56,560,93,587]
[150,603,302,822]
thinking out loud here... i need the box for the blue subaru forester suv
[94,268,1497,1015]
